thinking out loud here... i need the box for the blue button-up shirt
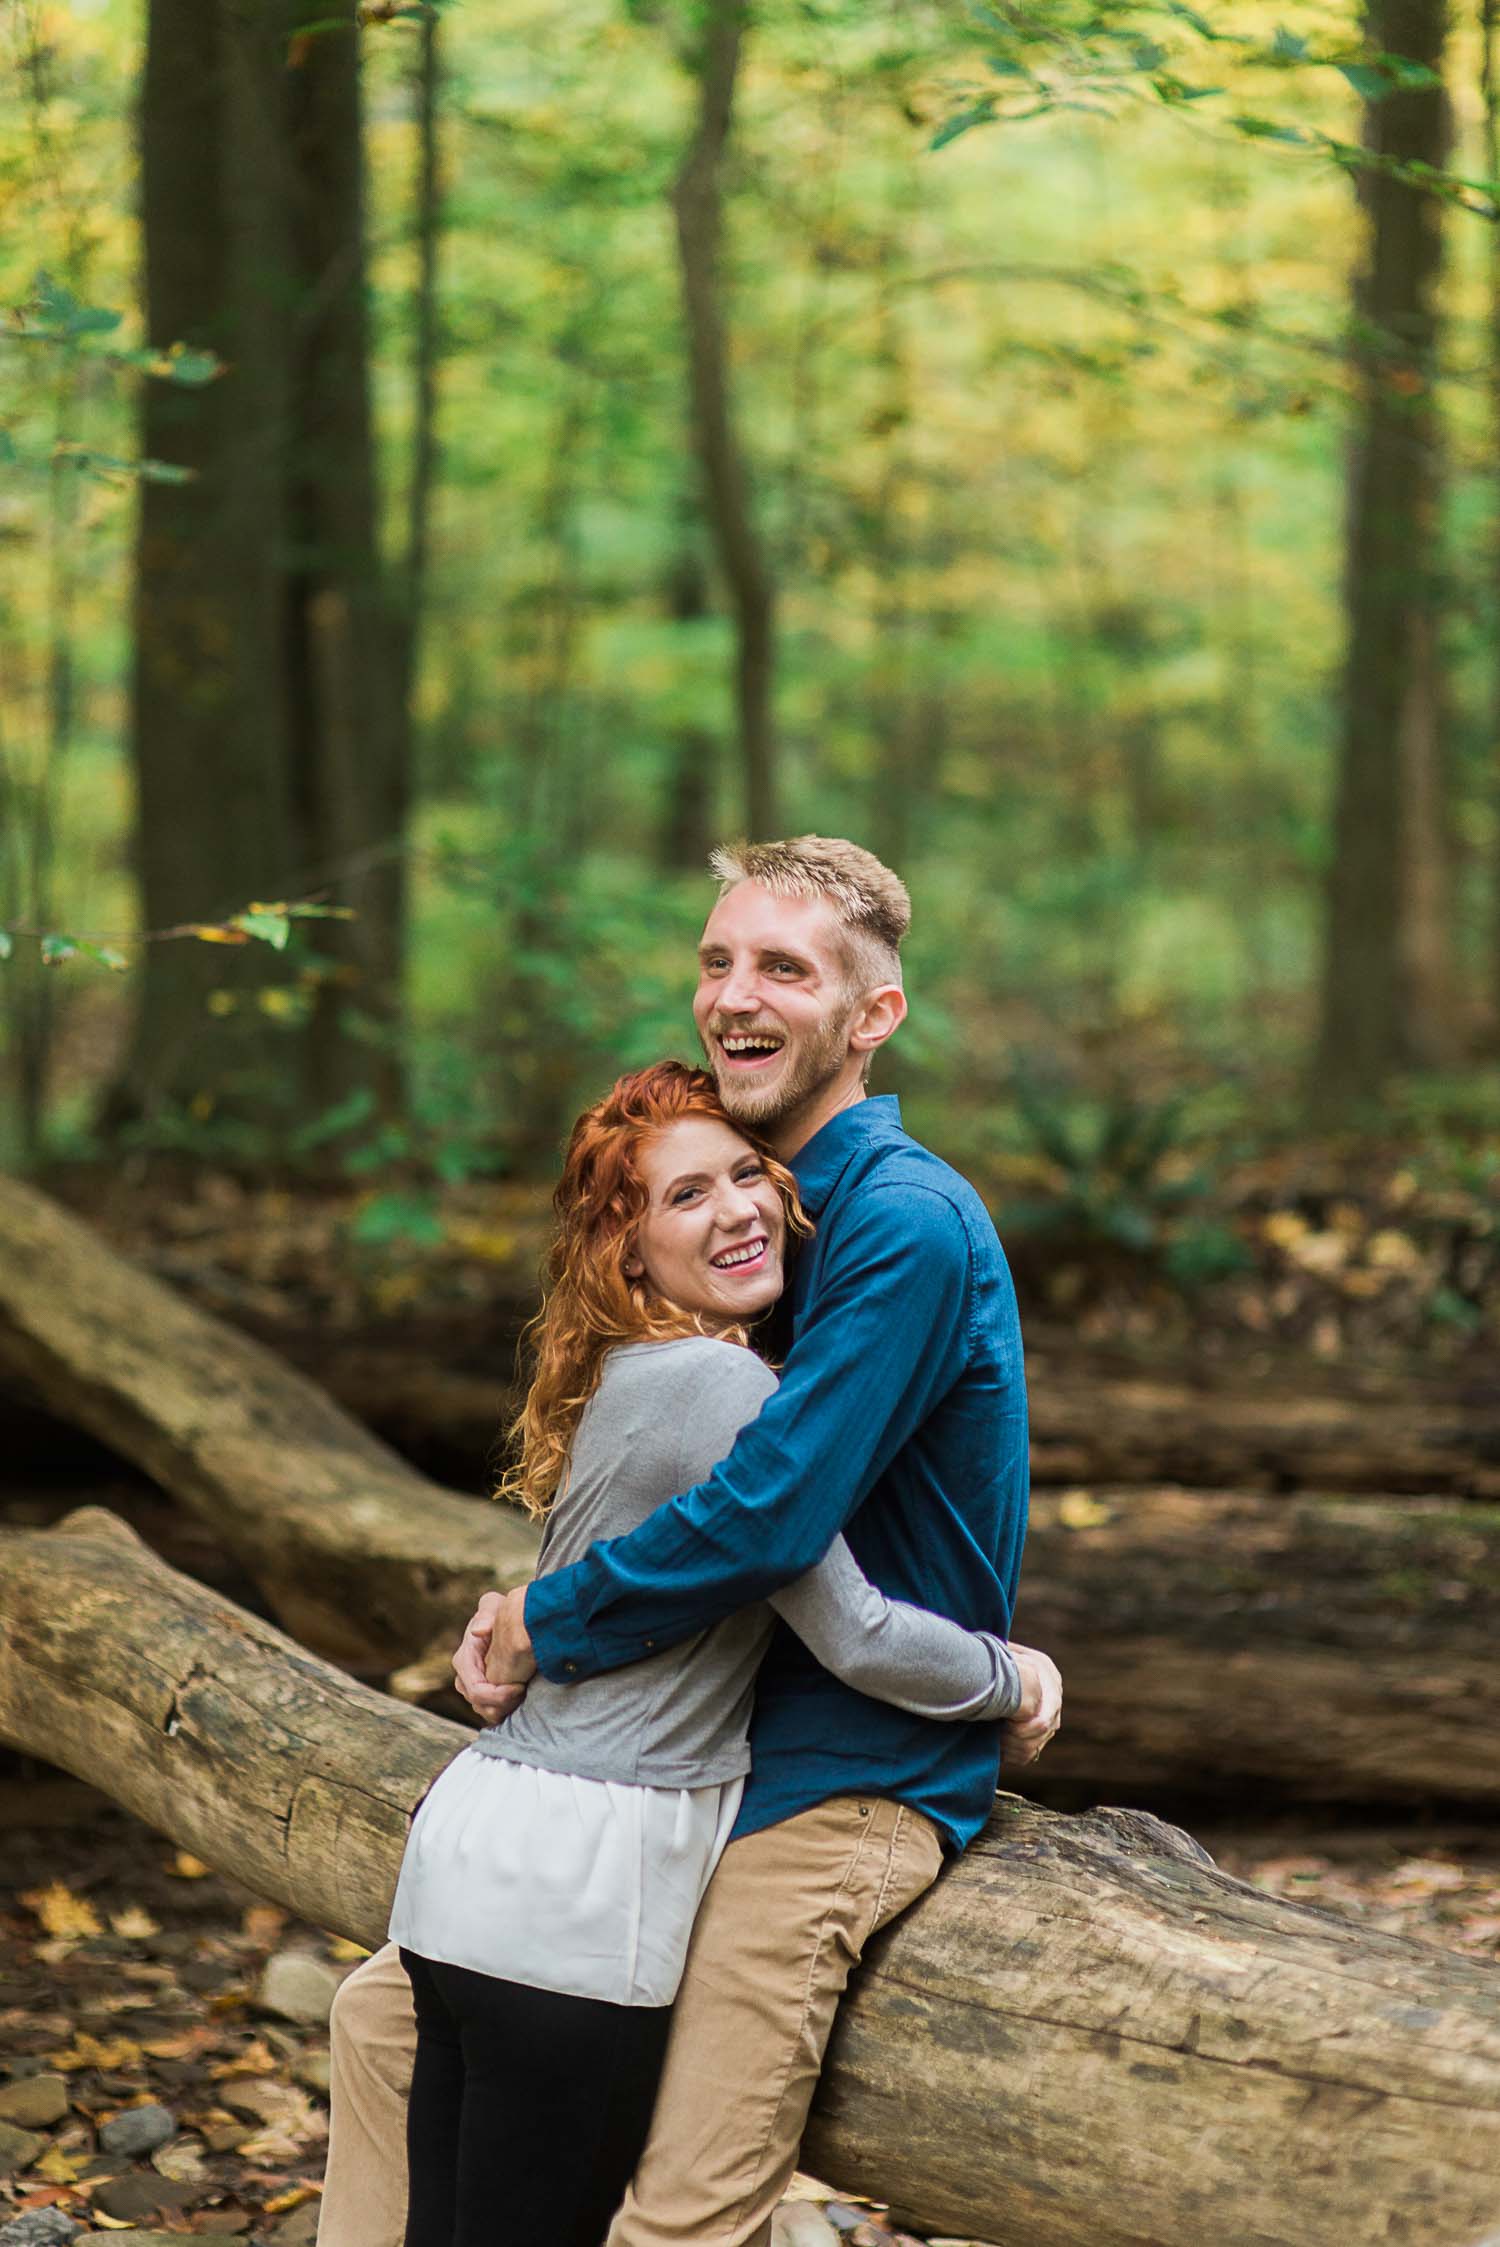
[523,1096,1029,1852]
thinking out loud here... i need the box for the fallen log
[2,1510,1498,2247]
[0,1173,536,1665]
[1013,1487,1500,1809]
[213,1336,1500,1503]
[1022,1344,1500,1501]
[3,1175,1498,1808]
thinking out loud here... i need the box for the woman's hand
[451,1590,533,1724]
[1000,1644,1062,1766]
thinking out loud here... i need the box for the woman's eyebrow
[661,1170,710,1197]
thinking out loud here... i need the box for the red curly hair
[497,1061,810,1520]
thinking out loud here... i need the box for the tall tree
[111,0,407,1136]
[1312,0,1455,1112]
[672,0,778,839]
[1482,0,1500,1047]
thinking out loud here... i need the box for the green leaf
[1272,27,1308,61]
[40,934,78,965]
[77,941,129,972]
[348,1191,445,1249]
[1165,2,1220,37]
[289,1087,379,1154]
[1336,62,1391,101]
[235,908,292,950]
[931,98,997,151]
[0,931,12,961]
[156,344,221,387]
[137,457,196,484]
[1231,112,1309,144]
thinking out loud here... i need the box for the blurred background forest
[3,0,1500,1365]
[4,24,1500,2238]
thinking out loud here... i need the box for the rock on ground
[98,2103,176,2158]
[257,1949,347,2028]
[0,2082,67,2132]
[0,2210,82,2246]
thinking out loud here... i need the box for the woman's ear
[623,1252,645,1280]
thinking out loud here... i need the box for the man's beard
[702,1004,856,1131]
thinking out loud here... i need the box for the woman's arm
[769,1537,1020,1721]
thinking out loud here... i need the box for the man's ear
[847,983,907,1057]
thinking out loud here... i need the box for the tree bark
[1483,0,1500,1050]
[1312,0,1454,1112]
[3,1507,1499,2247]
[0,1173,534,1666]
[658,537,718,872]
[114,0,407,1136]
[672,0,778,838]
[121,0,296,1123]
[1013,1485,1500,1809]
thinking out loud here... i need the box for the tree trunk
[3,1507,1499,2247]
[1482,0,1500,1049]
[119,0,296,1127]
[672,0,777,838]
[1312,0,1453,1111]
[1013,1485,1500,1810]
[0,1173,534,1666]
[658,538,718,871]
[113,0,407,1137]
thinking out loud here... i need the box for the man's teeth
[721,1035,784,1055]
[713,1240,766,1269]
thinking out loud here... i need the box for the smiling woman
[625,1114,791,1323]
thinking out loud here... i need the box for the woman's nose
[715,1183,759,1230]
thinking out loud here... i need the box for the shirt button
[644,1639,656,1651]
[564,1661,578,1674]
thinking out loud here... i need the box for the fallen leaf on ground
[111,1904,161,1940]
[21,1882,103,1939]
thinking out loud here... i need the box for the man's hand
[1001,1643,1062,1767]
[451,1589,534,1725]
[484,1585,538,1688]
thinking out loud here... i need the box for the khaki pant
[320,1794,942,2247]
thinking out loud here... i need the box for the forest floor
[1,1783,1498,2246]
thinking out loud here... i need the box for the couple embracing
[318,836,1063,2247]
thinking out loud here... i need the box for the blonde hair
[708,835,911,995]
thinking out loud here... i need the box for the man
[320,836,1059,2247]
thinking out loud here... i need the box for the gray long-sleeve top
[476,1336,1019,1790]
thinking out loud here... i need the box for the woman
[387,1062,1027,2247]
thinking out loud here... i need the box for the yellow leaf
[89,2214,134,2231]
[21,1882,103,1940]
[185,923,250,944]
[170,1851,211,1880]
[53,2032,141,2073]
[264,2183,322,2215]
[210,2040,277,2079]
[1057,1489,1112,1531]
[110,1905,160,1941]
[328,1937,369,1963]
[32,2145,80,2184]
[241,1904,287,1947]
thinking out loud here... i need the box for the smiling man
[319,836,1056,2247]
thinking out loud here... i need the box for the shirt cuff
[523,1567,601,1684]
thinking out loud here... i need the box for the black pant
[400,1949,674,2247]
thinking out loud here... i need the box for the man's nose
[715,962,762,1013]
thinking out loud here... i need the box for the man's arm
[521,1181,999,1684]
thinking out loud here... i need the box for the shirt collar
[789,1095,903,1217]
